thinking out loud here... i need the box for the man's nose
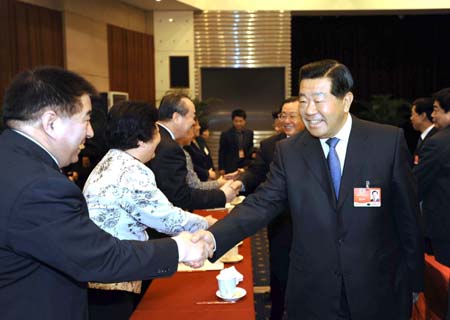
[86,121,94,139]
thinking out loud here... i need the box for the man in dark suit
[149,93,237,211]
[413,88,450,265]
[240,97,304,320]
[409,97,437,253]
[410,97,438,165]
[194,59,424,319]
[0,67,211,320]
[218,109,254,174]
[413,88,450,320]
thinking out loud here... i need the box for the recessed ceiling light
[168,18,174,22]
[155,0,162,2]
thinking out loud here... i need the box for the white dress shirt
[319,114,353,174]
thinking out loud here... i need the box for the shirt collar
[157,122,175,140]
[319,113,353,144]
[12,129,60,167]
[421,124,435,140]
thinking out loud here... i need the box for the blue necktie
[326,137,341,199]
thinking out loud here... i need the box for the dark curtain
[0,0,63,111]
[108,25,155,103]
[291,14,450,102]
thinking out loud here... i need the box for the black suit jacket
[149,125,225,211]
[413,126,450,264]
[241,133,286,193]
[209,117,423,319]
[196,136,214,169]
[218,127,254,173]
[184,137,213,182]
[413,126,438,165]
[241,132,293,279]
[0,130,178,320]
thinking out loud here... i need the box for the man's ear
[343,92,354,113]
[418,112,427,121]
[40,110,59,137]
[172,112,182,124]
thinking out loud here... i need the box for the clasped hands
[172,230,216,268]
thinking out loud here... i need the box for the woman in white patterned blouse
[83,101,216,320]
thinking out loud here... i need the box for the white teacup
[222,245,239,261]
[216,273,238,298]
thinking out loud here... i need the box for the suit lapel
[337,118,369,209]
[300,133,336,206]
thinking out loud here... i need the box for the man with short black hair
[240,97,304,320]
[413,87,450,320]
[413,87,450,265]
[0,67,211,320]
[218,108,254,174]
[410,97,437,165]
[194,59,423,320]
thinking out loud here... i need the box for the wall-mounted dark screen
[170,56,189,88]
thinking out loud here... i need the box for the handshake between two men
[172,230,217,268]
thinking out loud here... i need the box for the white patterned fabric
[83,149,208,241]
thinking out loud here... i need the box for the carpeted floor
[251,228,272,320]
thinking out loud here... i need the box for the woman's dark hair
[105,101,158,150]
[199,122,209,135]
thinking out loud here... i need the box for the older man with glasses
[238,97,305,320]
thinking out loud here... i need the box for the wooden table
[131,208,255,320]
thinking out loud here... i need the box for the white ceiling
[122,0,450,12]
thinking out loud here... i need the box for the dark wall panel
[291,15,450,102]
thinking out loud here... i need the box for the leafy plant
[354,95,410,127]
[192,97,222,125]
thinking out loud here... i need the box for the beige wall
[19,0,154,92]
[153,11,195,103]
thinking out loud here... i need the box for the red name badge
[354,187,381,207]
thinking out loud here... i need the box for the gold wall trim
[194,11,291,98]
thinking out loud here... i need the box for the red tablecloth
[131,208,255,320]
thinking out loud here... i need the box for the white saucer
[220,254,244,263]
[237,241,243,246]
[216,287,247,302]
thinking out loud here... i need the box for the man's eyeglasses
[278,113,299,121]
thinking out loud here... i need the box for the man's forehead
[433,100,442,109]
[282,102,299,112]
[78,94,92,115]
[299,78,332,96]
